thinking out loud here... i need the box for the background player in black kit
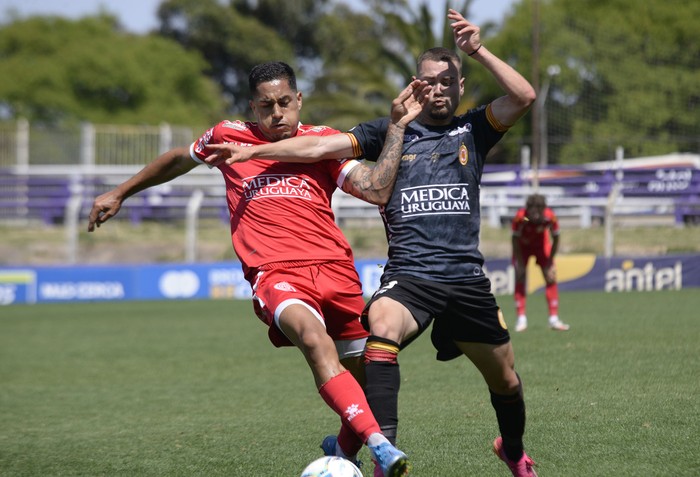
[204,9,538,477]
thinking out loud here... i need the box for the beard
[427,103,452,122]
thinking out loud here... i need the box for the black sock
[490,374,526,462]
[364,336,401,445]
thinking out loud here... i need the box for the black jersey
[349,105,506,283]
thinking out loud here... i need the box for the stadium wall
[1,254,697,306]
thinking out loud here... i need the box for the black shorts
[362,275,510,361]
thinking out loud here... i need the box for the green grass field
[1,290,699,476]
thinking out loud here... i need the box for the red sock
[514,281,526,316]
[337,422,363,457]
[545,282,559,315]
[319,370,380,444]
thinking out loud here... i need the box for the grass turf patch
[1,290,698,475]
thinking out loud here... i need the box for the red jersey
[190,120,359,279]
[511,206,559,252]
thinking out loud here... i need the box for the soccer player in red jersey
[88,61,428,477]
[511,194,570,332]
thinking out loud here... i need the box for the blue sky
[1,0,516,33]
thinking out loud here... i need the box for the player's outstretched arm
[87,147,197,232]
[448,8,536,127]
[203,129,356,167]
[204,80,429,171]
[342,79,431,205]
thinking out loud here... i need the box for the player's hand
[448,9,481,55]
[203,143,254,166]
[87,189,123,232]
[390,79,431,128]
[544,263,557,283]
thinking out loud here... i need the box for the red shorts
[514,246,552,268]
[250,260,368,351]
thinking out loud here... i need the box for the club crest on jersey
[274,282,297,292]
[459,143,469,165]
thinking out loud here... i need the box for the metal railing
[0,119,197,170]
[1,119,699,264]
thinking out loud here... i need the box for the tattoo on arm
[344,124,404,205]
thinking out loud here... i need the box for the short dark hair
[248,61,297,96]
[526,194,547,208]
[416,47,462,72]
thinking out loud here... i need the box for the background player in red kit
[88,61,427,477]
[511,194,570,332]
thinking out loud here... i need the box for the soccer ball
[300,456,363,477]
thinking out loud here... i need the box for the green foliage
[302,0,481,130]
[2,291,699,475]
[0,15,224,126]
[1,0,697,158]
[302,4,401,130]
[232,0,332,58]
[157,0,295,115]
[490,0,700,164]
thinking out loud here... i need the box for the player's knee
[367,317,394,339]
[491,371,522,397]
[367,303,414,343]
[297,326,332,352]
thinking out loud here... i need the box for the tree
[0,15,224,126]
[231,0,332,59]
[300,2,404,130]
[156,0,409,128]
[153,0,523,132]
[489,0,700,164]
[156,0,295,115]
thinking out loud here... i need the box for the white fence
[1,120,699,263]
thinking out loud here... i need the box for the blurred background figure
[511,194,569,332]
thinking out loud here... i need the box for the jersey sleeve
[333,159,361,188]
[347,117,390,162]
[511,208,526,236]
[189,121,226,164]
[465,105,507,159]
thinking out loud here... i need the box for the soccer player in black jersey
[204,9,538,477]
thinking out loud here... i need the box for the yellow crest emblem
[459,144,468,165]
[497,308,508,330]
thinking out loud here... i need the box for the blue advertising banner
[358,254,696,296]
[1,254,698,306]
[479,254,694,295]
[0,263,251,305]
